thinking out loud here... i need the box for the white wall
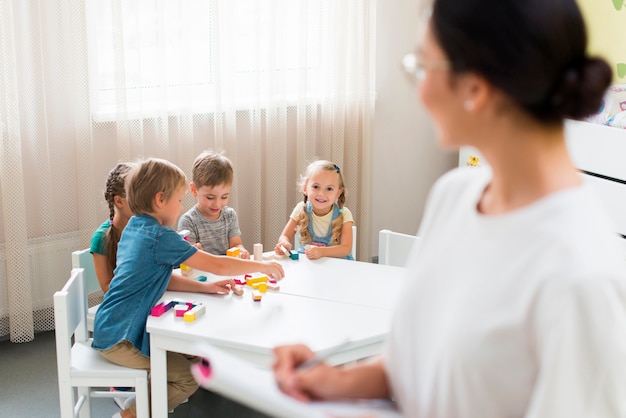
[370,0,457,259]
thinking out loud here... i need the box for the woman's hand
[272,344,343,402]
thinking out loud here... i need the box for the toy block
[251,282,267,293]
[268,278,277,284]
[234,278,246,285]
[253,243,263,260]
[252,290,262,301]
[195,275,207,282]
[151,299,174,317]
[184,304,206,323]
[246,274,269,286]
[171,298,187,306]
[175,304,190,317]
[232,285,244,296]
[226,247,241,257]
[289,252,299,260]
[180,263,192,277]
[267,283,280,291]
[178,229,191,241]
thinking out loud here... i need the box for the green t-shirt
[90,219,111,255]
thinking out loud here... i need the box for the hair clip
[333,163,341,173]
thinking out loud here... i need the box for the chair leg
[77,386,91,418]
[134,376,151,418]
[58,383,76,418]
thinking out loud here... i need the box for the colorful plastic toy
[226,247,241,257]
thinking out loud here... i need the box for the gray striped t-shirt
[177,206,241,255]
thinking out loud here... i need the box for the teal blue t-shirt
[92,214,197,357]
[90,220,111,255]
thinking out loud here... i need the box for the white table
[147,256,407,418]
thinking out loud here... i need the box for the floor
[0,330,269,418]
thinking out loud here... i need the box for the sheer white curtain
[0,0,374,343]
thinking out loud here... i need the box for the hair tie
[109,219,114,227]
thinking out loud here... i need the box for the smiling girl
[275,160,354,260]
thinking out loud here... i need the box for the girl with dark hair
[91,162,135,293]
[272,1,626,416]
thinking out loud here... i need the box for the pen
[296,340,352,371]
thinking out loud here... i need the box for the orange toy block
[246,274,268,286]
[226,247,241,257]
[252,290,262,301]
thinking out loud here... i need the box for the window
[86,0,328,120]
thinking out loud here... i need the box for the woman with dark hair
[272,0,626,416]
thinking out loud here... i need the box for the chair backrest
[72,249,100,295]
[378,229,421,267]
[54,268,89,362]
[351,225,357,260]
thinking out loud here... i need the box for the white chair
[71,249,100,332]
[378,229,421,267]
[351,225,357,260]
[54,267,149,418]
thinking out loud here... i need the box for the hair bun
[551,57,612,120]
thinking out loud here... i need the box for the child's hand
[304,246,323,260]
[274,242,292,255]
[207,278,236,294]
[260,261,285,281]
[239,248,250,259]
[193,242,203,250]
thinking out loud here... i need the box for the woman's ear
[461,72,491,112]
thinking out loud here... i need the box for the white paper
[191,342,401,418]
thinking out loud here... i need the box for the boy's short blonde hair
[192,150,233,188]
[126,158,187,214]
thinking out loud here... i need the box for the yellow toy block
[252,290,262,301]
[246,274,269,286]
[180,263,192,276]
[251,282,267,293]
[183,304,206,322]
[226,247,241,257]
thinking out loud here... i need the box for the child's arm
[167,271,235,294]
[228,235,250,259]
[92,253,114,293]
[183,250,285,280]
[275,218,298,254]
[304,221,354,260]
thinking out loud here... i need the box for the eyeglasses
[402,52,451,81]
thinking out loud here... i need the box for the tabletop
[148,255,408,418]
